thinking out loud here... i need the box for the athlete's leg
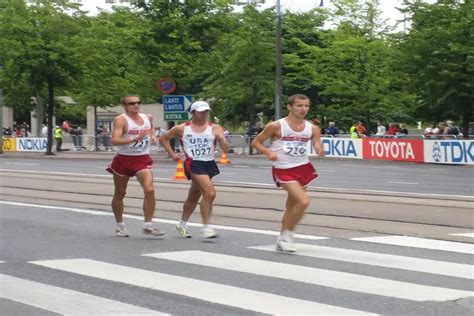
[135,169,155,222]
[111,173,130,223]
[191,174,216,225]
[182,180,202,222]
[280,182,310,231]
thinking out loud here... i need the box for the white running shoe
[201,227,218,238]
[175,223,192,238]
[276,233,296,252]
[115,227,129,237]
[143,226,165,237]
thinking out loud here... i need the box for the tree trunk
[46,78,54,155]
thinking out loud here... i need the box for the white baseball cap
[190,101,210,112]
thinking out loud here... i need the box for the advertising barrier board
[16,137,47,152]
[424,139,473,165]
[2,137,16,152]
[363,138,424,162]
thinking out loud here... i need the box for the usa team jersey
[181,122,216,161]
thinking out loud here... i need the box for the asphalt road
[1,202,473,315]
[1,152,473,197]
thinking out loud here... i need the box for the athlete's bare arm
[311,124,325,156]
[251,121,280,161]
[213,125,230,153]
[146,114,158,145]
[159,124,184,161]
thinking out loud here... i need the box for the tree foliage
[0,0,470,136]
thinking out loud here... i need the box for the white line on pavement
[387,181,419,185]
[249,244,474,279]
[30,259,375,316]
[2,168,472,199]
[0,201,327,241]
[0,274,167,315]
[352,236,474,254]
[450,233,474,238]
[144,251,473,302]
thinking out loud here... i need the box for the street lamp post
[275,0,282,120]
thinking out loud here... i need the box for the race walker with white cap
[160,100,230,239]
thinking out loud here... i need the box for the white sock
[179,220,187,227]
[143,221,153,229]
[116,222,125,229]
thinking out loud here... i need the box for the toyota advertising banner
[363,138,424,163]
[424,139,474,165]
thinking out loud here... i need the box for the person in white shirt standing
[106,95,163,237]
[160,101,230,239]
[251,94,324,252]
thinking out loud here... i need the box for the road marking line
[450,233,474,238]
[144,251,473,302]
[3,162,39,166]
[232,165,250,168]
[387,181,419,185]
[0,274,167,315]
[249,244,474,279]
[352,236,474,254]
[30,259,374,316]
[0,201,327,241]
[2,168,472,199]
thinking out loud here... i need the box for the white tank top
[271,118,312,169]
[181,122,216,161]
[117,113,152,156]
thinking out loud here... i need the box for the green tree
[202,6,274,128]
[397,0,473,136]
[0,0,84,154]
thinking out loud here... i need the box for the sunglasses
[126,101,141,105]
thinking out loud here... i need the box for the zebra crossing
[1,235,473,315]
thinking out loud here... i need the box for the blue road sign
[163,95,192,112]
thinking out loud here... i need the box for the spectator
[41,124,48,137]
[386,123,399,136]
[357,121,367,137]
[246,122,263,154]
[424,123,437,137]
[62,120,71,133]
[350,123,359,139]
[398,124,408,136]
[468,122,474,136]
[325,122,339,137]
[54,125,63,152]
[445,120,460,137]
[375,121,386,137]
[438,121,447,135]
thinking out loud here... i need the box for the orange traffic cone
[219,152,230,165]
[173,159,187,180]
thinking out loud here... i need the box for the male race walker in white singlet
[160,101,230,239]
[106,95,164,237]
[252,94,324,252]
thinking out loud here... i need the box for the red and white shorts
[272,162,318,188]
[106,154,153,177]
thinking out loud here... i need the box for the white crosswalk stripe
[0,274,168,315]
[250,244,474,279]
[143,250,472,301]
[351,236,474,254]
[29,258,375,315]
[2,237,472,315]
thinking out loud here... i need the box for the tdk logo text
[434,141,473,163]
